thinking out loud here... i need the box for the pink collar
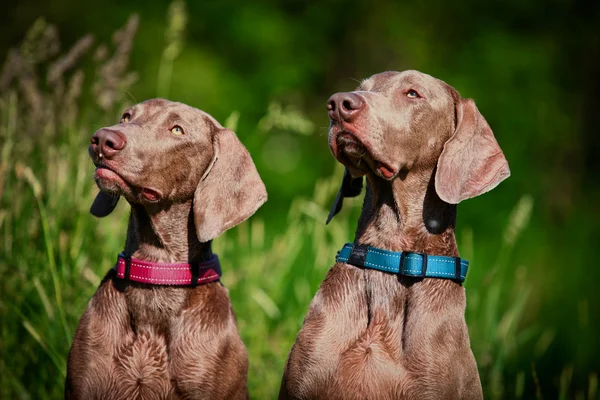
[114,253,221,286]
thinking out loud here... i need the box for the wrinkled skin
[280,70,509,400]
[66,99,266,400]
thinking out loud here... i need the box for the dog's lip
[141,187,162,202]
[94,165,129,188]
[376,162,396,179]
[94,164,163,201]
[336,131,365,155]
[332,129,398,180]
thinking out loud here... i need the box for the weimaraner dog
[280,70,510,399]
[66,99,266,400]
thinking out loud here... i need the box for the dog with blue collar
[280,70,510,400]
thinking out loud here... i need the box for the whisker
[124,90,137,104]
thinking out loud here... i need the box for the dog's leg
[66,278,133,400]
[168,285,249,400]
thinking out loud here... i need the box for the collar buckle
[399,251,428,278]
[348,243,369,267]
[122,254,132,280]
[454,257,462,282]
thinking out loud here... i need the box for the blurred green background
[0,0,598,398]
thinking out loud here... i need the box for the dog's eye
[170,125,184,136]
[120,113,131,123]
[407,90,420,99]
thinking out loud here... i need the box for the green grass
[0,8,598,400]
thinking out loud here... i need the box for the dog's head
[327,70,509,219]
[89,99,267,242]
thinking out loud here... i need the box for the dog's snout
[91,129,127,159]
[327,92,365,122]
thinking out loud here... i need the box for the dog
[65,99,266,400]
[279,70,510,399]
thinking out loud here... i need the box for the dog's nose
[91,129,127,159]
[327,92,365,122]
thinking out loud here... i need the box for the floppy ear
[90,191,120,217]
[193,129,267,242]
[435,98,510,204]
[326,168,363,224]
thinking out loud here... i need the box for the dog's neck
[355,167,458,257]
[123,200,211,263]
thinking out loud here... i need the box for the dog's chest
[73,279,247,399]
[124,286,187,331]
[287,265,471,399]
[104,287,187,398]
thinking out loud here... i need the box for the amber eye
[120,113,131,123]
[170,125,184,136]
[407,90,420,99]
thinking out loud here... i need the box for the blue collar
[336,243,469,283]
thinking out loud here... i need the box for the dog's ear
[193,128,267,243]
[435,98,510,204]
[90,191,120,217]
[326,168,363,224]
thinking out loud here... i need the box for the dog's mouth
[140,188,161,202]
[332,129,397,180]
[94,164,162,203]
[94,165,129,194]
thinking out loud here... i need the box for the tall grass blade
[156,0,187,98]
[22,320,66,377]
[15,163,71,343]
